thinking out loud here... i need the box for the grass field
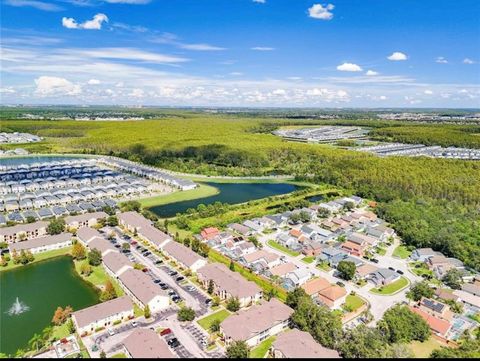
[343,294,366,312]
[408,338,444,358]
[138,183,219,209]
[250,336,276,358]
[267,240,300,257]
[393,245,412,259]
[301,256,315,264]
[370,277,409,295]
[0,246,73,272]
[197,309,231,332]
[74,260,124,296]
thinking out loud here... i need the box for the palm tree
[28,333,44,351]
[42,326,53,341]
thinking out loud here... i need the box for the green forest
[1,114,479,270]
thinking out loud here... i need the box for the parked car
[131,321,138,327]
[388,267,395,271]
[396,270,404,275]
[107,329,115,336]
[336,281,345,287]
[172,296,181,303]
[205,299,213,305]
[155,260,163,265]
[371,258,379,264]
[160,328,172,336]
[176,276,184,282]
[168,290,176,296]
[154,279,161,284]
[160,284,169,290]
[167,338,180,348]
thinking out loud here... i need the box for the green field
[74,260,124,296]
[393,245,412,259]
[197,309,231,331]
[267,240,300,257]
[250,336,276,358]
[301,256,316,264]
[0,247,73,272]
[408,338,444,358]
[343,294,366,312]
[138,183,219,209]
[370,277,409,295]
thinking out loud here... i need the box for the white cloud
[387,52,408,61]
[34,76,81,96]
[308,4,334,20]
[379,95,387,100]
[337,62,363,72]
[272,89,286,95]
[0,87,17,94]
[5,0,63,11]
[435,56,448,64]
[178,43,225,51]
[365,70,378,76]
[287,76,302,80]
[229,72,243,76]
[463,58,475,64]
[424,89,433,95]
[87,79,101,85]
[128,88,144,97]
[251,47,275,51]
[252,0,266,3]
[68,47,188,64]
[62,13,109,30]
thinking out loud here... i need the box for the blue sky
[1,0,479,107]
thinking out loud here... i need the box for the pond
[0,155,85,167]
[0,256,99,356]
[149,181,301,218]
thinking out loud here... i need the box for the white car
[131,321,138,327]
[107,328,115,336]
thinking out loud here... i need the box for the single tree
[210,319,221,333]
[229,260,235,271]
[337,260,356,281]
[442,269,463,290]
[72,243,86,260]
[226,340,250,359]
[226,297,240,312]
[47,218,65,235]
[28,333,44,351]
[207,279,215,294]
[88,248,102,266]
[177,306,196,322]
[407,281,434,301]
[144,305,151,319]
[100,280,117,301]
[99,350,107,359]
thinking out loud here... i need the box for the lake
[149,181,300,218]
[0,155,85,167]
[0,256,99,355]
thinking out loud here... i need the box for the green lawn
[342,294,366,312]
[250,336,276,359]
[52,322,71,340]
[316,262,331,271]
[0,246,73,272]
[110,353,127,358]
[408,338,444,358]
[74,260,124,296]
[370,277,409,295]
[197,309,231,331]
[138,183,219,210]
[393,245,412,259]
[267,240,299,257]
[301,256,315,264]
[375,247,387,256]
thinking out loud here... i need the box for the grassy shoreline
[0,246,73,273]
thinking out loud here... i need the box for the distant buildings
[0,132,42,144]
[8,232,72,254]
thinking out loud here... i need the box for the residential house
[410,306,452,339]
[76,227,102,245]
[228,223,252,237]
[316,285,347,309]
[72,296,134,335]
[301,277,331,298]
[340,241,367,258]
[418,297,454,322]
[197,263,262,307]
[8,232,72,254]
[220,299,294,347]
[270,329,340,359]
[462,283,480,297]
[118,269,169,313]
[411,248,438,262]
[200,227,220,241]
[368,268,400,286]
[283,268,312,290]
[0,221,48,243]
[102,252,134,278]
[266,262,298,279]
[302,241,324,257]
[355,263,378,281]
[365,224,395,242]
[243,219,264,233]
[240,250,281,270]
[162,240,207,272]
[65,212,108,229]
[122,328,175,359]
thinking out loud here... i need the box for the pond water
[149,182,301,218]
[0,155,85,166]
[0,256,99,355]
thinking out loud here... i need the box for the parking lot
[163,330,193,358]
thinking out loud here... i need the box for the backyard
[393,245,412,259]
[250,336,276,359]
[267,240,300,257]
